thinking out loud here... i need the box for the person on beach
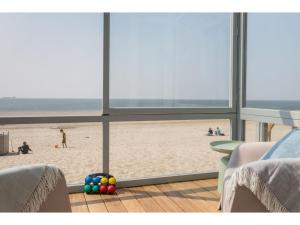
[17,141,32,154]
[216,127,225,136]
[60,129,67,148]
[207,128,213,136]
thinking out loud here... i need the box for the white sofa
[222,142,275,212]
[0,164,71,212]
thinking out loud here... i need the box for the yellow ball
[109,177,116,185]
[101,177,108,184]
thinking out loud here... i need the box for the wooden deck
[69,178,220,212]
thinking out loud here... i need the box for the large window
[110,13,231,108]
[110,119,230,180]
[246,13,300,110]
[0,13,236,188]
[0,13,103,116]
[0,13,104,185]
[0,122,102,185]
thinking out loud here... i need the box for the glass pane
[110,13,231,108]
[110,119,230,180]
[0,122,102,185]
[246,13,300,110]
[271,124,292,141]
[245,121,292,142]
[245,120,256,142]
[0,13,103,116]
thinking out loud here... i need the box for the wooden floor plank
[142,185,183,212]
[84,193,107,212]
[167,182,213,212]
[180,180,220,212]
[194,179,220,198]
[101,192,128,212]
[69,193,89,212]
[170,181,218,212]
[117,188,145,212]
[69,179,220,213]
[128,186,164,212]
[198,178,218,187]
[156,183,201,212]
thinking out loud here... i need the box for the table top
[210,140,244,154]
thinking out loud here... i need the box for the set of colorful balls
[84,176,116,194]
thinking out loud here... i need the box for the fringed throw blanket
[225,158,300,212]
[0,164,63,212]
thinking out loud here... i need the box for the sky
[247,13,300,100]
[0,13,299,100]
[110,13,230,100]
[0,13,103,99]
[0,13,230,100]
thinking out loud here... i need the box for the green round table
[210,140,244,193]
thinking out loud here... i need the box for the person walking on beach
[60,129,67,148]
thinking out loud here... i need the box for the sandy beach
[0,120,291,185]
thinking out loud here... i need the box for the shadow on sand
[0,152,34,157]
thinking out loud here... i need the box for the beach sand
[0,120,291,185]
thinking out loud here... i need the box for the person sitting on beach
[60,129,67,148]
[207,128,213,136]
[216,127,225,136]
[17,141,32,154]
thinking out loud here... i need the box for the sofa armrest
[227,142,275,169]
[0,164,71,212]
[38,173,71,212]
[221,142,275,212]
[224,142,275,186]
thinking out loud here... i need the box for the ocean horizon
[0,98,300,112]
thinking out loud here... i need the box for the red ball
[100,185,108,194]
[107,185,116,194]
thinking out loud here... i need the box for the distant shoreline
[1,97,16,99]
[1,98,300,111]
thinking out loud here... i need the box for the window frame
[0,13,242,192]
[240,13,300,141]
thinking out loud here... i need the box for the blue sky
[0,13,299,100]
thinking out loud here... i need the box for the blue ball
[93,176,100,185]
[85,176,92,184]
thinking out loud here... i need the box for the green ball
[84,184,92,193]
[92,185,99,193]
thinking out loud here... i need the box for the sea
[0,98,300,113]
